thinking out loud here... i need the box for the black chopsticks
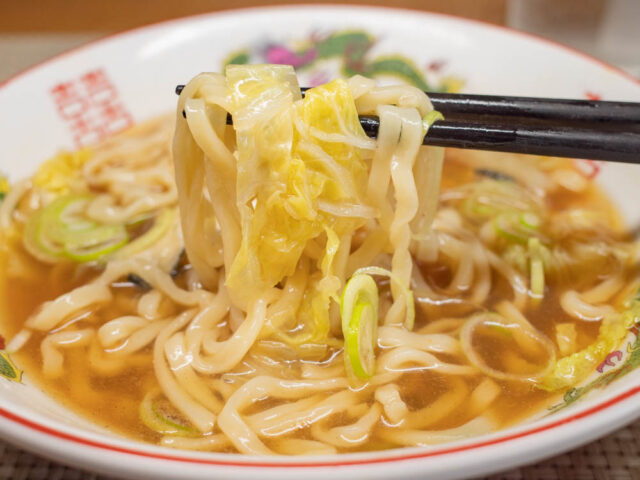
[175,84,640,163]
[363,117,640,163]
[415,92,640,125]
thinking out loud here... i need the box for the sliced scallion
[494,211,540,244]
[341,274,379,379]
[111,208,176,260]
[422,110,444,136]
[353,266,415,330]
[139,389,197,436]
[345,301,377,379]
[24,194,129,263]
[528,237,545,303]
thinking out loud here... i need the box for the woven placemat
[1,421,639,480]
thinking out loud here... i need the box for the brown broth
[0,148,635,453]
[0,235,159,442]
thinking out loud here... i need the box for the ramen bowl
[1,6,640,480]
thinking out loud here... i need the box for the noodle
[1,65,638,456]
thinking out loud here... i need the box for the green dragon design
[550,324,640,413]
[225,30,462,92]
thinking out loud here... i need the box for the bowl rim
[1,3,640,472]
[1,386,640,468]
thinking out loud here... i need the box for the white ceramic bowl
[1,6,640,480]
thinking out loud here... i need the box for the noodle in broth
[0,65,638,454]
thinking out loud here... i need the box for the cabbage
[224,65,371,343]
[0,175,8,201]
[33,149,92,194]
[538,302,640,391]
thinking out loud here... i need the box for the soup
[0,65,637,455]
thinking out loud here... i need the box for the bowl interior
[1,6,640,480]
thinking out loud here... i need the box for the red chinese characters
[50,69,134,147]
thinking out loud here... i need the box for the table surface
[0,419,639,479]
[1,29,640,480]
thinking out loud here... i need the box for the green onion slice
[111,208,176,260]
[24,194,129,263]
[341,274,379,379]
[24,194,174,264]
[139,389,197,436]
[461,180,539,222]
[352,266,415,330]
[493,211,541,244]
[345,301,377,379]
[422,110,444,136]
[528,237,545,302]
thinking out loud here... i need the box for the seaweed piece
[170,249,186,278]
[475,169,515,182]
[127,273,152,291]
